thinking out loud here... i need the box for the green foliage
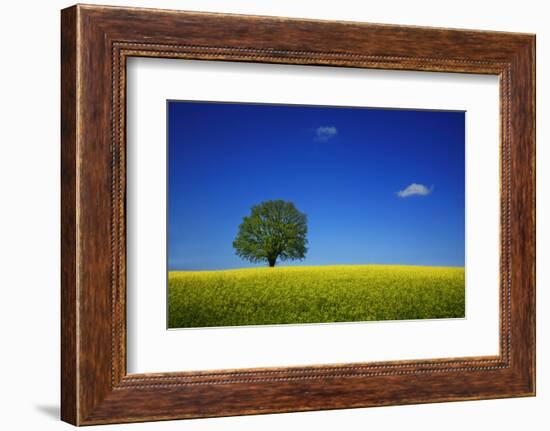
[168,265,465,328]
[233,200,308,267]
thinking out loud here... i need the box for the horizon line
[169,263,466,273]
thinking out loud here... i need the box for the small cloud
[397,183,433,198]
[314,126,338,142]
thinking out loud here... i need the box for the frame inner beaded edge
[110,41,512,388]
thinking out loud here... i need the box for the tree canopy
[233,200,308,267]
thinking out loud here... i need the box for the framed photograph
[61,4,536,425]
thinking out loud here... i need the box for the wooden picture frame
[61,4,535,425]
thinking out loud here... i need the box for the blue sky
[168,101,465,270]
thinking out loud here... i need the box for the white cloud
[315,126,338,142]
[397,183,433,198]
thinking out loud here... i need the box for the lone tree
[233,200,308,267]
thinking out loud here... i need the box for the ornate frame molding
[61,5,535,425]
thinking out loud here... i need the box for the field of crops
[167,265,465,328]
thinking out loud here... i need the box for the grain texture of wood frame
[61,4,536,426]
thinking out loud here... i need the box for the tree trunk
[268,256,276,267]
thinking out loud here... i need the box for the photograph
[167,101,466,329]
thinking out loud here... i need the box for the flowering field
[168,265,465,329]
